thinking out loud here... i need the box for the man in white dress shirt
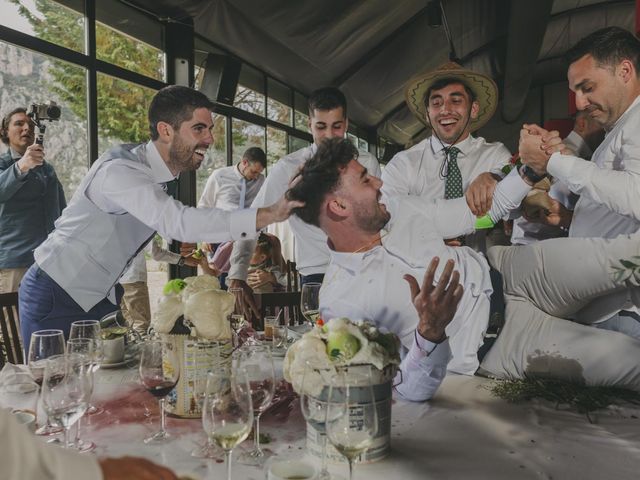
[287,138,640,400]
[18,86,301,349]
[518,26,640,340]
[227,87,381,319]
[286,138,535,400]
[383,62,511,251]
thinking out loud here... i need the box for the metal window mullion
[85,0,98,164]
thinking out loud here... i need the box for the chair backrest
[286,260,299,292]
[255,291,302,327]
[0,292,23,365]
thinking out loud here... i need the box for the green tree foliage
[11,0,161,143]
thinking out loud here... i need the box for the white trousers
[480,234,640,391]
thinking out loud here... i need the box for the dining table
[2,354,640,480]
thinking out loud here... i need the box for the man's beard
[353,202,390,234]
[169,137,198,172]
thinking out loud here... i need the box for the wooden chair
[0,292,23,366]
[286,260,299,292]
[254,291,302,327]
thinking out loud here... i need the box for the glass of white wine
[202,367,254,480]
[300,282,322,326]
[326,368,378,480]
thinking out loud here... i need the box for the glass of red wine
[28,329,66,436]
[138,339,180,444]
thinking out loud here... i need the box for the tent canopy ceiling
[128,0,634,146]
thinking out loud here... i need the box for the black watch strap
[519,165,548,184]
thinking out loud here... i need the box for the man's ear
[156,121,173,142]
[470,100,480,120]
[327,197,348,217]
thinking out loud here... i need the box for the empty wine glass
[202,367,254,480]
[300,363,336,480]
[69,319,104,415]
[300,282,322,327]
[326,367,378,480]
[66,337,97,452]
[41,353,92,449]
[191,340,223,459]
[138,338,180,444]
[28,329,65,436]
[228,288,247,346]
[234,344,275,466]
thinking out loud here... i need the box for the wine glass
[27,329,65,436]
[66,338,97,452]
[41,353,92,449]
[234,344,275,466]
[138,339,180,443]
[326,367,378,480]
[191,340,223,459]
[69,320,104,415]
[300,282,322,327]
[202,368,254,480]
[300,363,337,480]
[228,288,247,346]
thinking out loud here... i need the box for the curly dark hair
[286,138,359,227]
[565,26,640,74]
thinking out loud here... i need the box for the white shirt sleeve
[86,161,257,243]
[394,335,452,402]
[198,170,220,208]
[548,148,640,221]
[1,408,102,480]
[358,150,382,178]
[151,236,182,264]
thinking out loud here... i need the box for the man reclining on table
[286,138,640,401]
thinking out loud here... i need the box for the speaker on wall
[199,54,242,105]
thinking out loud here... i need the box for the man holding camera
[0,107,66,293]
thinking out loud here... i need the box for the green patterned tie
[444,147,463,199]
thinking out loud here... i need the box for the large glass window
[267,78,292,125]
[266,126,286,171]
[96,22,164,81]
[0,0,85,53]
[0,40,88,197]
[196,114,228,204]
[289,135,311,153]
[96,73,156,154]
[232,119,265,164]
[294,91,310,133]
[234,64,265,116]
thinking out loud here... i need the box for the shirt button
[241,232,247,238]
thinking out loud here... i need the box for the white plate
[101,357,135,369]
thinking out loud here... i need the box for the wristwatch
[177,256,186,267]
[518,164,548,184]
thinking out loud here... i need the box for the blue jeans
[19,264,121,356]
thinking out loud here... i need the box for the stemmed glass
[191,340,223,459]
[27,329,65,436]
[41,353,92,449]
[202,368,253,480]
[228,288,247,346]
[234,344,275,466]
[300,363,335,480]
[300,282,322,327]
[326,368,378,480]
[66,338,97,452]
[69,320,104,415]
[139,338,180,444]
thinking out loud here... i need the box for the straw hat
[405,62,498,132]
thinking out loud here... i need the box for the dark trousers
[19,264,122,356]
[300,273,324,286]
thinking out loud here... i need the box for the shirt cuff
[229,208,258,241]
[13,162,28,180]
[500,166,531,198]
[410,330,450,359]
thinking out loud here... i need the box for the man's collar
[608,94,640,133]
[234,163,245,180]
[429,133,474,156]
[9,147,22,160]
[146,141,177,183]
[326,236,383,275]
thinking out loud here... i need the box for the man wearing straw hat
[382,62,511,251]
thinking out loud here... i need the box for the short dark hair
[243,146,267,168]
[308,87,347,117]
[565,26,640,75]
[0,107,27,145]
[424,77,476,109]
[148,86,215,140]
[286,138,358,227]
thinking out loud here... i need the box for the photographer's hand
[16,144,44,173]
